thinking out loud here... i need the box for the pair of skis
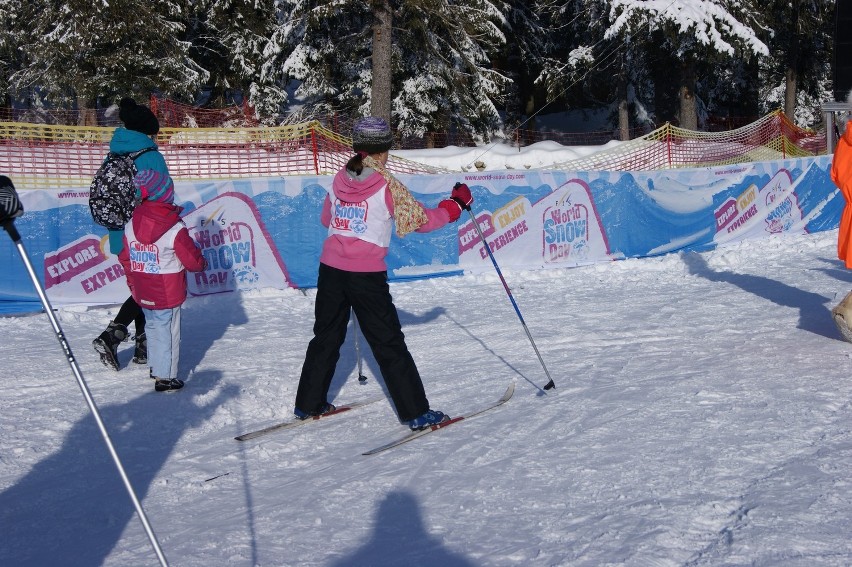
[234,382,515,455]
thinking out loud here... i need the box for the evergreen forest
[0,0,840,141]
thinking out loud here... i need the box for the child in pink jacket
[119,171,206,392]
[294,116,473,429]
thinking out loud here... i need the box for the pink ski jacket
[319,167,452,272]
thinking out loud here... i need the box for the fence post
[310,123,320,175]
[666,122,673,168]
[822,102,852,154]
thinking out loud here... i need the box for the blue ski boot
[407,409,450,430]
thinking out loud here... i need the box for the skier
[92,98,169,370]
[293,116,473,430]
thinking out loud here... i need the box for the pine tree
[269,0,509,140]
[186,0,287,122]
[267,0,372,120]
[0,0,31,108]
[0,0,837,134]
[4,0,208,122]
[537,0,652,139]
[758,0,835,127]
[604,0,768,130]
[394,0,510,140]
[493,0,551,140]
[538,0,769,135]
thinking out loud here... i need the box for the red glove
[438,183,474,222]
[452,183,473,208]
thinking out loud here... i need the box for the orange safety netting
[0,110,827,190]
[547,110,826,171]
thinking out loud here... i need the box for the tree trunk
[524,94,536,132]
[678,61,698,130]
[784,67,797,119]
[76,97,97,127]
[370,0,392,122]
[618,74,630,141]
[784,1,801,120]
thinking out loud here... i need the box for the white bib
[125,221,186,275]
[327,186,392,247]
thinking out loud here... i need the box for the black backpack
[88,147,155,230]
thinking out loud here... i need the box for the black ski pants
[115,295,145,334]
[295,263,429,422]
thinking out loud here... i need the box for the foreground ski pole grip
[464,208,556,391]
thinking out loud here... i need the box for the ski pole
[463,206,556,390]
[1,218,170,567]
[351,308,367,384]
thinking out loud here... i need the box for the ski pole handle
[453,182,473,210]
[0,176,24,223]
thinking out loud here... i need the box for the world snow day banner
[0,155,841,314]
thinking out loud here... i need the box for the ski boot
[154,377,184,392]
[92,321,128,371]
[293,402,337,420]
[407,409,450,431]
[132,332,147,365]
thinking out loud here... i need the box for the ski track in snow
[1,230,852,565]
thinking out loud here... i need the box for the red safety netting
[150,97,261,128]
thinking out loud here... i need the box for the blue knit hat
[134,170,174,203]
[352,117,393,154]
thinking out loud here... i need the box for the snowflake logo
[234,266,260,286]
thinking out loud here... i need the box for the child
[293,116,473,429]
[92,97,167,370]
[119,170,206,392]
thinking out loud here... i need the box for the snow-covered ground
[1,142,851,566]
[394,139,623,172]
